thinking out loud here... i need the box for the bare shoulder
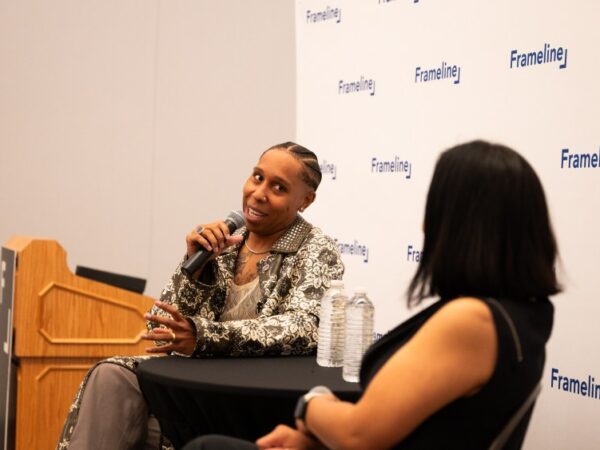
[414,297,497,370]
[409,297,498,394]
[430,297,495,331]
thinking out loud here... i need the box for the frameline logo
[415,62,461,85]
[550,368,600,400]
[306,6,341,24]
[510,43,568,70]
[320,160,337,181]
[339,76,376,96]
[334,239,369,263]
[407,245,423,262]
[560,147,600,169]
[371,156,412,179]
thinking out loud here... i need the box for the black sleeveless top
[359,297,553,450]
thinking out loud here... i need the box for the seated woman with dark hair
[185,140,560,450]
[56,142,344,450]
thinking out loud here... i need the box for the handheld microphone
[181,210,245,276]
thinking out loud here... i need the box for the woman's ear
[299,191,316,212]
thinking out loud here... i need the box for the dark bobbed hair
[408,140,561,305]
[264,142,322,191]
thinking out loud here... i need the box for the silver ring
[195,226,205,235]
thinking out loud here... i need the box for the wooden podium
[1,237,155,450]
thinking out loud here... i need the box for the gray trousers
[68,363,161,450]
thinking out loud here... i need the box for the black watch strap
[294,385,333,422]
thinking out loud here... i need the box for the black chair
[489,383,541,450]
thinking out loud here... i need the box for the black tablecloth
[137,356,361,448]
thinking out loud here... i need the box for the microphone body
[181,210,245,276]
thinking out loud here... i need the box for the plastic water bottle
[343,288,374,382]
[317,280,347,367]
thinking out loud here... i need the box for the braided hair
[264,142,322,191]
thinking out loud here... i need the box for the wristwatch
[294,385,333,423]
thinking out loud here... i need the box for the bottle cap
[330,280,344,288]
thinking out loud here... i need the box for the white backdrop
[296,1,600,448]
[0,0,296,298]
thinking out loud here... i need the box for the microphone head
[225,210,246,230]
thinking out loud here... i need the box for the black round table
[137,356,361,449]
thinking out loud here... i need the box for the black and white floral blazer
[151,215,345,357]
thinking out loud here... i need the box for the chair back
[488,383,541,450]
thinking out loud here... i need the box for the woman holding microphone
[57,142,344,450]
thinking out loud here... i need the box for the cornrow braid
[265,141,322,191]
